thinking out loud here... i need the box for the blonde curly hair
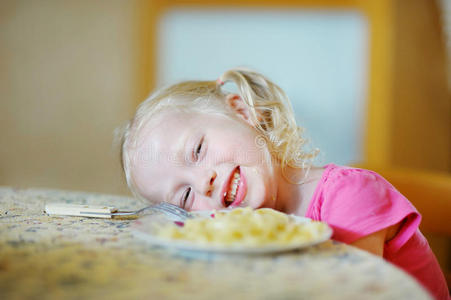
[116,68,318,201]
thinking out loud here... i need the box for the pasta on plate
[154,207,331,247]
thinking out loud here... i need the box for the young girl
[117,68,449,299]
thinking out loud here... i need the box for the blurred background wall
[1,0,450,194]
[1,0,153,195]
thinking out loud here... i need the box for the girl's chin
[244,198,267,209]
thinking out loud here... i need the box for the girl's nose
[202,170,217,197]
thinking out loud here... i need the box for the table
[0,187,431,299]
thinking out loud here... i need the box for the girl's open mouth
[222,166,247,207]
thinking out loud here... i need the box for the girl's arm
[350,222,402,256]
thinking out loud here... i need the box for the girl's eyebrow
[165,186,178,206]
[169,129,190,163]
[178,131,199,163]
[164,132,192,205]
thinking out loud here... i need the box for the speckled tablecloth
[0,187,431,300]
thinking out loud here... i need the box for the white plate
[131,210,333,254]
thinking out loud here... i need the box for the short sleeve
[320,166,421,252]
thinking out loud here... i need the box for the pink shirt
[305,164,449,300]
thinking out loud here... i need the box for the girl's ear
[226,94,256,126]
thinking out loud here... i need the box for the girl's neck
[275,165,325,216]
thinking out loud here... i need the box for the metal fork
[112,202,193,220]
[45,202,193,221]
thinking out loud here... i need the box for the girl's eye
[193,137,204,161]
[181,187,191,208]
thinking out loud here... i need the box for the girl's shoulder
[307,163,410,217]
[312,163,414,217]
[310,163,421,247]
[320,163,390,192]
[322,163,380,178]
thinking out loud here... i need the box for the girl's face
[130,109,282,211]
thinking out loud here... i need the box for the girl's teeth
[225,170,240,206]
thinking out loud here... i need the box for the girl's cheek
[239,147,269,166]
[192,198,216,211]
